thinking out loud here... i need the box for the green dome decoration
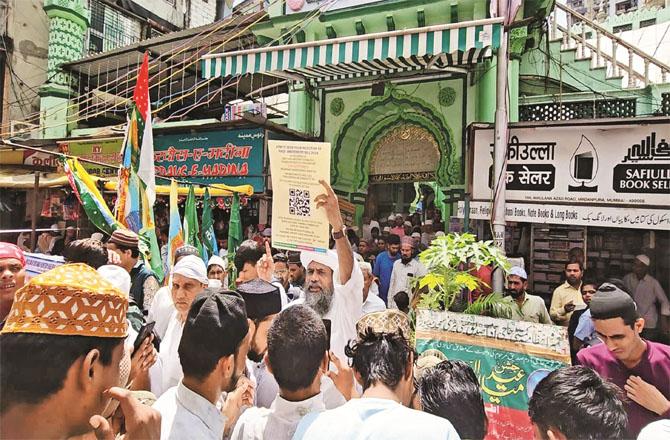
[330,97,345,116]
[439,87,456,107]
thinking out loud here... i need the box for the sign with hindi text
[472,122,670,207]
[153,128,265,192]
[268,140,331,253]
[415,309,570,440]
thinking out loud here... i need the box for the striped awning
[202,18,504,83]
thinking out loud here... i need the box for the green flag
[183,185,202,255]
[201,188,218,261]
[227,193,242,254]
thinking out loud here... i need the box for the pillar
[287,82,315,135]
[39,0,89,139]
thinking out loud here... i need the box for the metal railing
[549,2,670,88]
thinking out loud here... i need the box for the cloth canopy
[202,18,503,83]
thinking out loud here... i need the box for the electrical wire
[0,0,279,136]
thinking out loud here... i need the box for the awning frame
[202,17,504,84]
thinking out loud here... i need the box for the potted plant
[412,232,512,318]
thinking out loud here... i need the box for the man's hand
[326,351,358,401]
[222,377,255,436]
[564,301,576,313]
[625,375,670,415]
[89,387,161,440]
[256,241,275,283]
[315,180,344,230]
[107,249,121,266]
[129,335,157,384]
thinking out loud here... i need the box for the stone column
[287,82,315,135]
[39,0,89,139]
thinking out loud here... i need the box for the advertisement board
[59,138,123,177]
[153,127,266,192]
[416,309,570,440]
[472,123,670,207]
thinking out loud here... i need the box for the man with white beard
[291,181,364,362]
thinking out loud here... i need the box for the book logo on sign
[568,135,599,193]
[613,132,670,194]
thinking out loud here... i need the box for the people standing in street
[568,279,598,363]
[292,310,460,440]
[152,255,209,397]
[528,366,627,440]
[549,260,585,326]
[0,243,26,324]
[387,237,427,309]
[504,267,552,324]
[0,264,161,439]
[106,229,160,315]
[623,254,670,342]
[373,234,401,306]
[231,305,328,440]
[153,291,251,440]
[291,180,363,363]
[360,262,385,315]
[577,286,670,437]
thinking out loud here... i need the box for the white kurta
[151,311,184,397]
[153,381,226,440]
[387,259,427,308]
[231,393,325,440]
[290,265,364,362]
[293,398,460,440]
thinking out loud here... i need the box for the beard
[401,255,413,264]
[247,347,265,363]
[305,285,334,317]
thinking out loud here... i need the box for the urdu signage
[472,123,670,207]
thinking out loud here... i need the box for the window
[612,24,633,33]
[87,0,142,54]
[640,18,656,28]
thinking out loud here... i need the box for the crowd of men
[1,182,669,439]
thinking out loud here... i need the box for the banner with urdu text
[415,309,570,440]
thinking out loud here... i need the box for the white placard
[457,201,670,230]
[472,123,670,207]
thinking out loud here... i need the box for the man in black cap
[153,289,251,440]
[237,278,283,409]
[577,284,670,437]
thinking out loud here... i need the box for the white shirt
[247,358,345,410]
[362,292,386,315]
[151,311,184,397]
[291,265,364,361]
[230,392,325,440]
[148,285,175,340]
[293,397,460,440]
[623,273,670,329]
[153,381,226,440]
[387,258,427,308]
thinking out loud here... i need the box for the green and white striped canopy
[202,18,503,83]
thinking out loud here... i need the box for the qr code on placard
[288,188,311,217]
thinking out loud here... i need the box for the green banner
[415,310,570,440]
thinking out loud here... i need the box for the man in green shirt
[505,267,552,325]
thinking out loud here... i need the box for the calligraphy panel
[415,309,570,440]
[369,125,440,179]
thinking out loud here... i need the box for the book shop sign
[472,122,670,207]
[153,128,265,192]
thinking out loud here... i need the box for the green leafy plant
[412,233,512,317]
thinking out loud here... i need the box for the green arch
[331,88,457,193]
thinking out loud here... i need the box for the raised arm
[315,180,353,285]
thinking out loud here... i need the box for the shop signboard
[458,200,670,230]
[153,128,265,192]
[415,309,570,440]
[285,0,384,15]
[58,138,123,177]
[471,122,670,207]
[0,149,61,168]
